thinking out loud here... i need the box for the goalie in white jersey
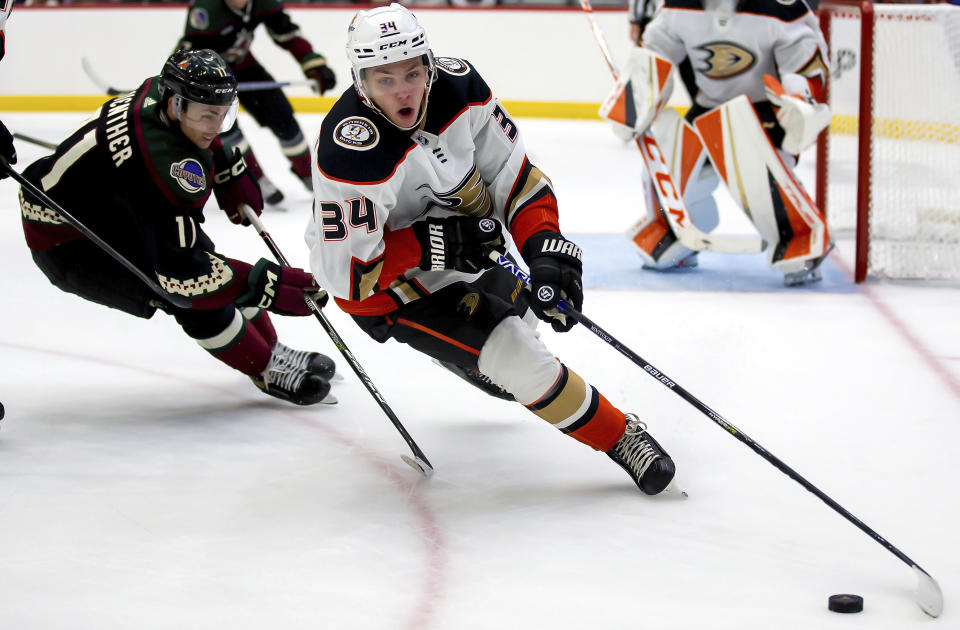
[609,0,833,285]
[306,3,678,495]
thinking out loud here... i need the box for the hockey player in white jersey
[610,0,832,285]
[306,3,677,495]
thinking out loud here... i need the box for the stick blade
[914,566,943,617]
[401,454,434,478]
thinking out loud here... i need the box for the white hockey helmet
[346,3,436,129]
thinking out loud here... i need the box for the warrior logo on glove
[537,236,583,261]
[536,285,556,303]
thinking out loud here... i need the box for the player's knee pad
[478,315,561,406]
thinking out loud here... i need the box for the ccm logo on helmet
[380,39,407,50]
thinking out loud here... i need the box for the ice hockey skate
[433,359,515,401]
[252,352,335,406]
[642,252,699,271]
[258,176,286,209]
[273,342,339,381]
[783,243,835,287]
[607,414,676,495]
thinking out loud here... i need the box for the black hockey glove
[301,53,337,95]
[412,216,506,274]
[237,259,328,317]
[0,119,17,178]
[521,231,583,333]
[213,147,263,225]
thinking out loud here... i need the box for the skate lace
[264,356,307,392]
[274,342,312,371]
[472,370,499,387]
[616,414,658,478]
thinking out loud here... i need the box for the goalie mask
[346,2,436,131]
[159,48,239,136]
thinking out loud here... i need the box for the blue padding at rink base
[572,233,854,293]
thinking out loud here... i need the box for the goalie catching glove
[412,216,506,273]
[212,145,263,225]
[237,259,327,316]
[763,74,831,155]
[521,231,583,333]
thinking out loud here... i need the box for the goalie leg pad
[693,96,830,273]
[627,110,716,268]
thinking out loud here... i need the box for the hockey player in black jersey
[306,4,678,495]
[177,0,337,206]
[18,49,337,406]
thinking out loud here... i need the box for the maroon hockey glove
[213,147,263,225]
[238,259,328,317]
[301,53,337,94]
[412,216,506,274]
[521,231,583,333]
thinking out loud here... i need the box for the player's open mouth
[398,107,414,117]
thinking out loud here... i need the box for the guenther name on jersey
[105,93,135,167]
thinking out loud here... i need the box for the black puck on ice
[828,594,864,613]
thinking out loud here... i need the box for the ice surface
[0,113,957,629]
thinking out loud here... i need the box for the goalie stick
[240,205,434,478]
[490,249,943,618]
[81,57,318,97]
[580,0,764,255]
[2,157,193,310]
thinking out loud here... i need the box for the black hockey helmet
[159,48,238,108]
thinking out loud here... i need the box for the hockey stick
[1,157,193,310]
[490,250,943,618]
[240,205,434,477]
[12,132,57,151]
[579,0,764,255]
[81,57,317,97]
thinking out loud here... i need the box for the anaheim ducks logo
[457,292,481,318]
[334,116,379,151]
[435,57,470,76]
[697,42,756,79]
[417,165,492,217]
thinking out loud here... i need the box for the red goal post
[816,0,960,282]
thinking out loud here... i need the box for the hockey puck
[828,594,864,613]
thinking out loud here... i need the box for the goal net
[817,1,960,281]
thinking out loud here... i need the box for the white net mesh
[825,4,960,279]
